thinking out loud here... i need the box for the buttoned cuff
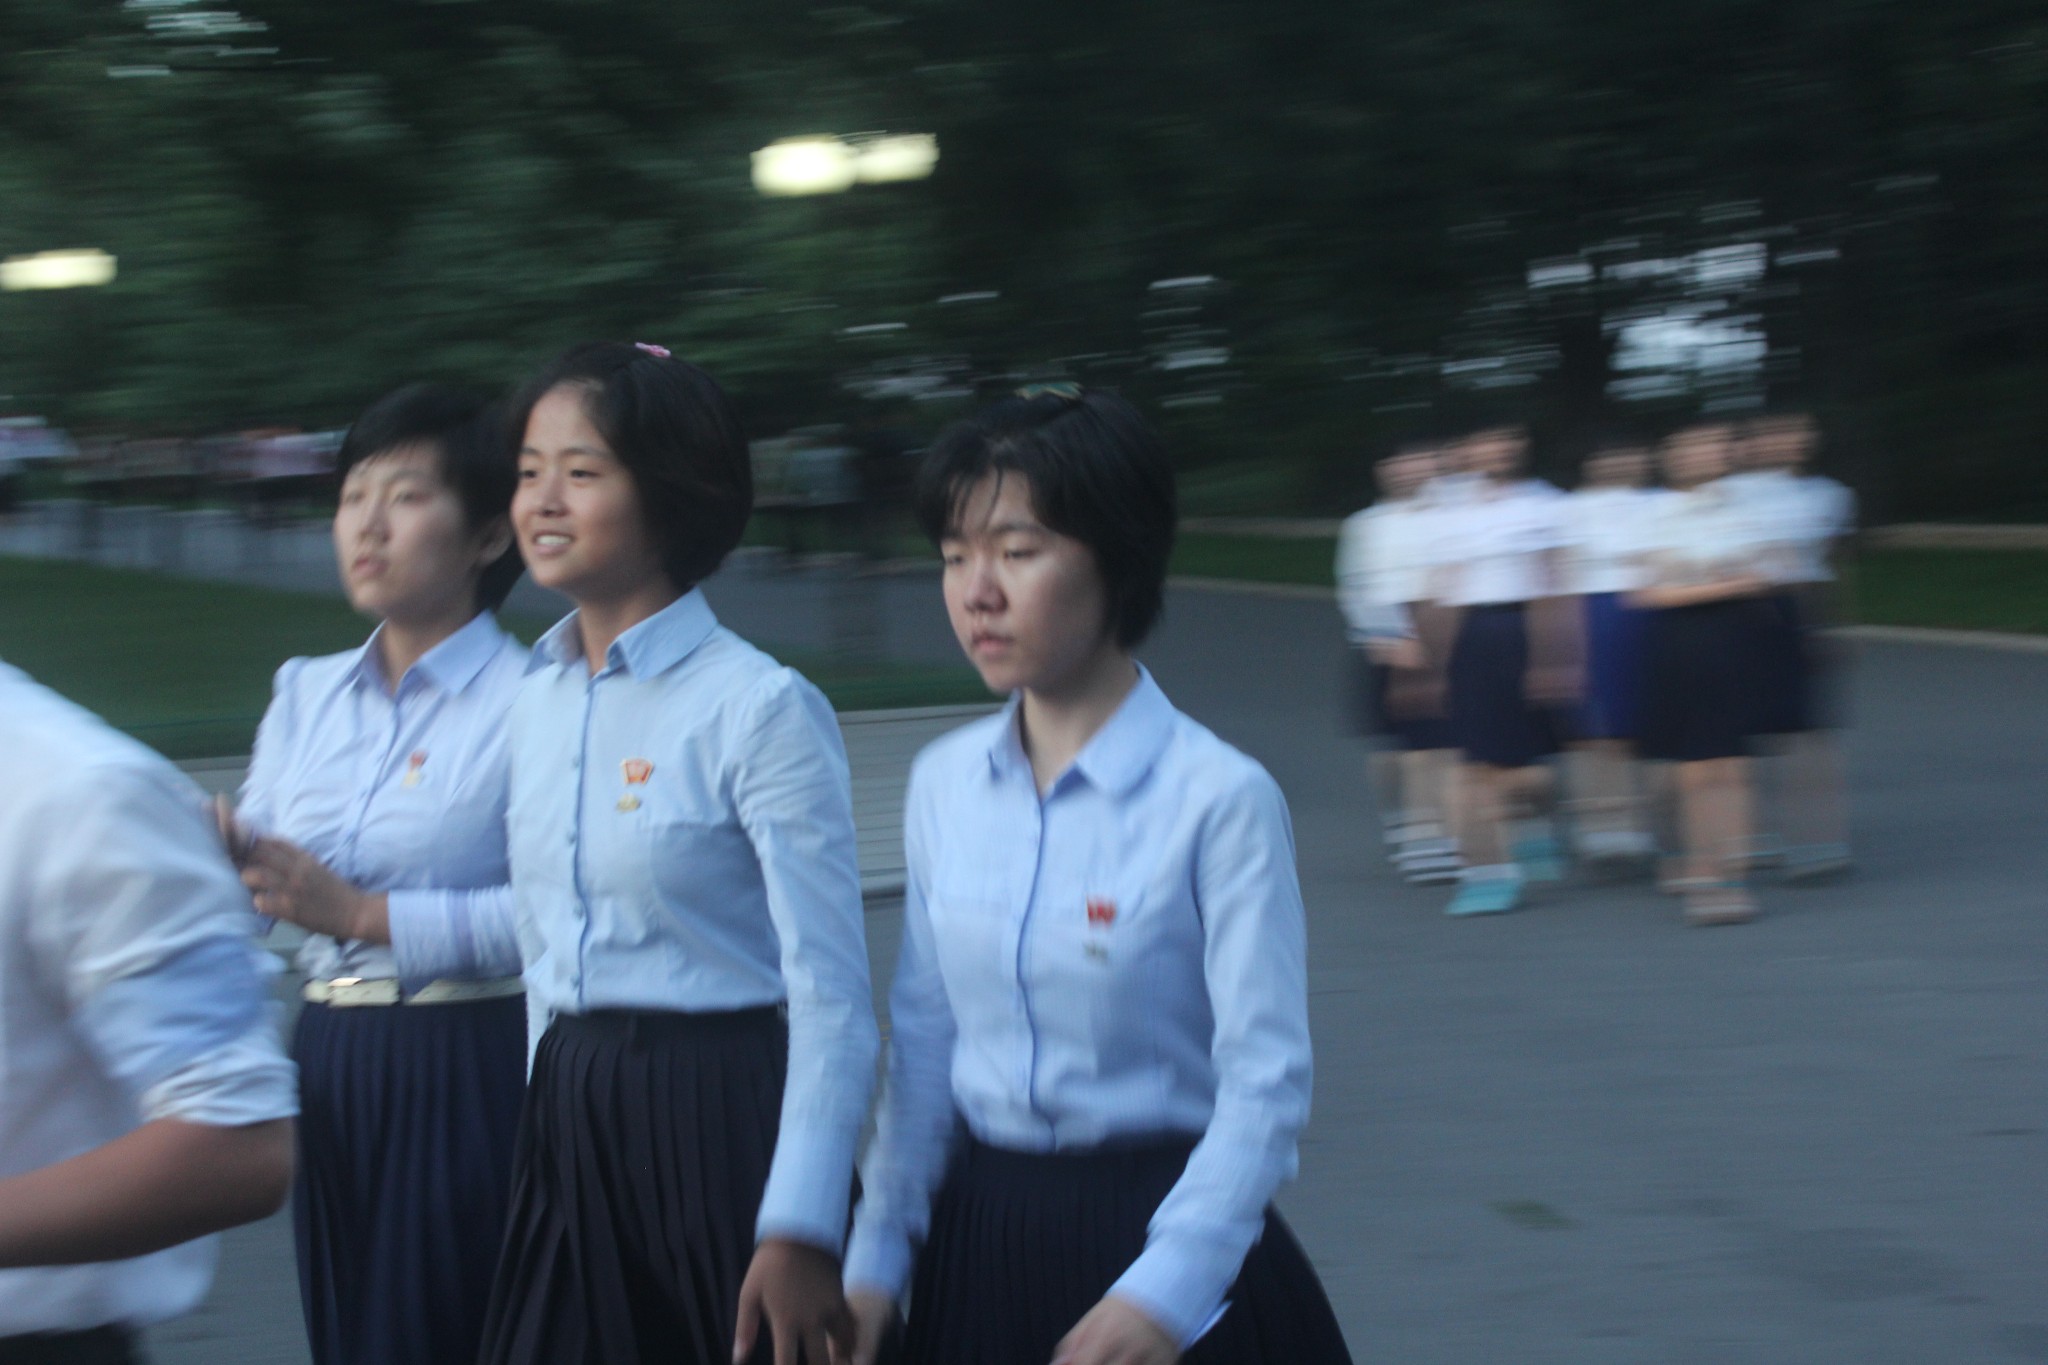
[754,1123,859,1255]
[1108,1231,1247,1350]
[841,1219,916,1301]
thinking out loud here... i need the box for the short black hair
[914,389,1176,649]
[509,341,751,593]
[336,383,522,611]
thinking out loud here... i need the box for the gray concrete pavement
[14,515,2039,1363]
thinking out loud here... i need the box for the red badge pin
[1086,896,1117,928]
[618,758,653,812]
[401,750,427,788]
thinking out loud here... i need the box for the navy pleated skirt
[1447,604,1562,767]
[476,1006,788,1365]
[1636,600,1764,762]
[1348,652,1456,750]
[290,994,527,1365]
[900,1138,1353,1365]
[1579,591,1650,740]
[1750,591,1813,734]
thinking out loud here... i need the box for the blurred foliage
[0,554,988,754]
[1,0,2044,518]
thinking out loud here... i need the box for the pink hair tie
[633,342,672,359]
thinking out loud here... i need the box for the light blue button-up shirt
[844,668,1315,1347]
[238,611,527,987]
[510,590,878,1252]
[0,662,298,1334]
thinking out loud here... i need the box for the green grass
[1163,535,2048,636]
[0,556,988,759]
[1850,548,2048,635]
[1171,532,1338,585]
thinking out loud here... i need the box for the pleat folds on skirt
[476,1006,788,1365]
[290,993,527,1365]
[901,1138,1354,1365]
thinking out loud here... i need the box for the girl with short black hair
[844,388,1352,1365]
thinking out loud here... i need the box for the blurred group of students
[1336,412,1853,926]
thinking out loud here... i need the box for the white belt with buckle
[303,976,525,1007]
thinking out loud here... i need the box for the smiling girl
[477,342,877,1365]
[842,389,1351,1365]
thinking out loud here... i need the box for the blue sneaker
[1512,833,1567,884]
[1446,874,1522,916]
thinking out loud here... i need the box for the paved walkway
[8,509,2041,1364]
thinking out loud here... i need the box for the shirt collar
[985,664,1176,798]
[529,589,719,679]
[349,612,506,696]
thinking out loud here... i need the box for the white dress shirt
[844,669,1313,1348]
[1430,479,1570,606]
[1639,479,1781,588]
[1335,499,1433,641]
[238,612,527,987]
[0,663,298,1335]
[1784,476,1856,584]
[1562,486,1658,595]
[510,590,878,1253]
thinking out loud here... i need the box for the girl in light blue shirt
[843,389,1351,1365]
[477,342,877,1365]
[228,385,529,1365]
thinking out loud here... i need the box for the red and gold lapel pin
[617,758,654,812]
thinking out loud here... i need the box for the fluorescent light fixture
[0,249,118,291]
[752,137,858,197]
[752,133,938,196]
[853,134,937,184]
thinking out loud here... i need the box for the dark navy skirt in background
[1579,591,1650,741]
[1348,652,1457,751]
[290,994,526,1365]
[1448,603,1562,767]
[901,1138,1353,1365]
[1750,591,1813,735]
[476,1006,788,1365]
[1636,599,1764,762]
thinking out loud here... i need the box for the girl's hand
[844,1287,899,1365]
[1051,1295,1179,1365]
[212,794,256,867]
[239,837,388,943]
[732,1238,856,1365]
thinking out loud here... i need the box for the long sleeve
[1108,769,1312,1347]
[843,768,963,1298]
[234,658,304,838]
[388,885,521,984]
[733,671,880,1252]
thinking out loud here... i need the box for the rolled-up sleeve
[28,764,297,1129]
[1108,769,1312,1347]
[732,670,879,1252]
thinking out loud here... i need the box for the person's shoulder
[910,708,1009,784]
[271,646,359,699]
[0,666,190,813]
[1157,708,1283,810]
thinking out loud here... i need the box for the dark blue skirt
[1750,592,1813,734]
[1348,652,1457,751]
[1636,600,1765,762]
[901,1138,1352,1365]
[1447,604,1562,767]
[1579,591,1650,740]
[476,1006,789,1365]
[291,994,527,1365]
